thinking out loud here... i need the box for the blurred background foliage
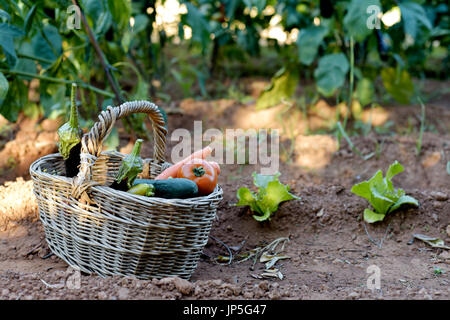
[0,0,448,138]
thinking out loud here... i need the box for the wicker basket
[30,100,223,280]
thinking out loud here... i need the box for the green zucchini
[133,178,198,199]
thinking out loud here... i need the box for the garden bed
[0,96,449,300]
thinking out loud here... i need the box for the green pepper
[127,183,155,197]
[111,139,144,191]
[57,83,83,177]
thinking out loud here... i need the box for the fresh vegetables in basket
[57,83,83,178]
[111,139,144,191]
[125,146,220,199]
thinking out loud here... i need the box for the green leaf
[225,0,239,20]
[121,29,132,52]
[40,84,66,119]
[0,23,24,63]
[0,0,22,17]
[0,72,8,107]
[257,180,300,215]
[352,161,419,223]
[255,67,298,109]
[31,24,62,67]
[24,4,37,34]
[388,195,419,213]
[297,26,328,65]
[386,160,404,180]
[236,187,261,214]
[363,208,385,223]
[183,3,211,51]
[253,171,281,190]
[399,1,432,40]
[413,234,450,250]
[235,172,300,222]
[355,78,375,107]
[107,0,131,31]
[343,0,381,42]
[351,181,372,202]
[13,58,37,76]
[0,9,11,22]
[0,78,27,122]
[369,171,395,214]
[243,0,266,14]
[253,208,272,222]
[381,67,414,104]
[23,103,42,120]
[236,22,260,55]
[0,36,16,64]
[95,10,113,35]
[131,14,149,34]
[0,23,24,37]
[133,79,149,100]
[314,53,349,97]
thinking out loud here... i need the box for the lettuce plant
[235,172,300,222]
[351,161,419,223]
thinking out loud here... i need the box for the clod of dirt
[348,291,360,299]
[438,251,450,262]
[117,287,129,300]
[173,277,194,295]
[430,191,448,202]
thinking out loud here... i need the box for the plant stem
[71,0,137,140]
[336,121,374,160]
[344,36,355,130]
[17,52,54,64]
[416,96,426,156]
[0,69,114,98]
[71,0,124,105]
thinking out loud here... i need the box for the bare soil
[0,88,449,300]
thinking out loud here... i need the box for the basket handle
[72,100,167,198]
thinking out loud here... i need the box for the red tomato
[177,159,218,195]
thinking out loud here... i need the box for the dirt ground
[0,85,449,300]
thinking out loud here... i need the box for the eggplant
[57,83,83,178]
[110,139,144,191]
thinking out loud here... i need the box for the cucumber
[133,178,198,199]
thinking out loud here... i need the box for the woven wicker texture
[30,101,223,280]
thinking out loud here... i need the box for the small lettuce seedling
[235,172,300,222]
[351,161,419,223]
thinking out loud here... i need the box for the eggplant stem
[131,139,143,157]
[69,83,79,129]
